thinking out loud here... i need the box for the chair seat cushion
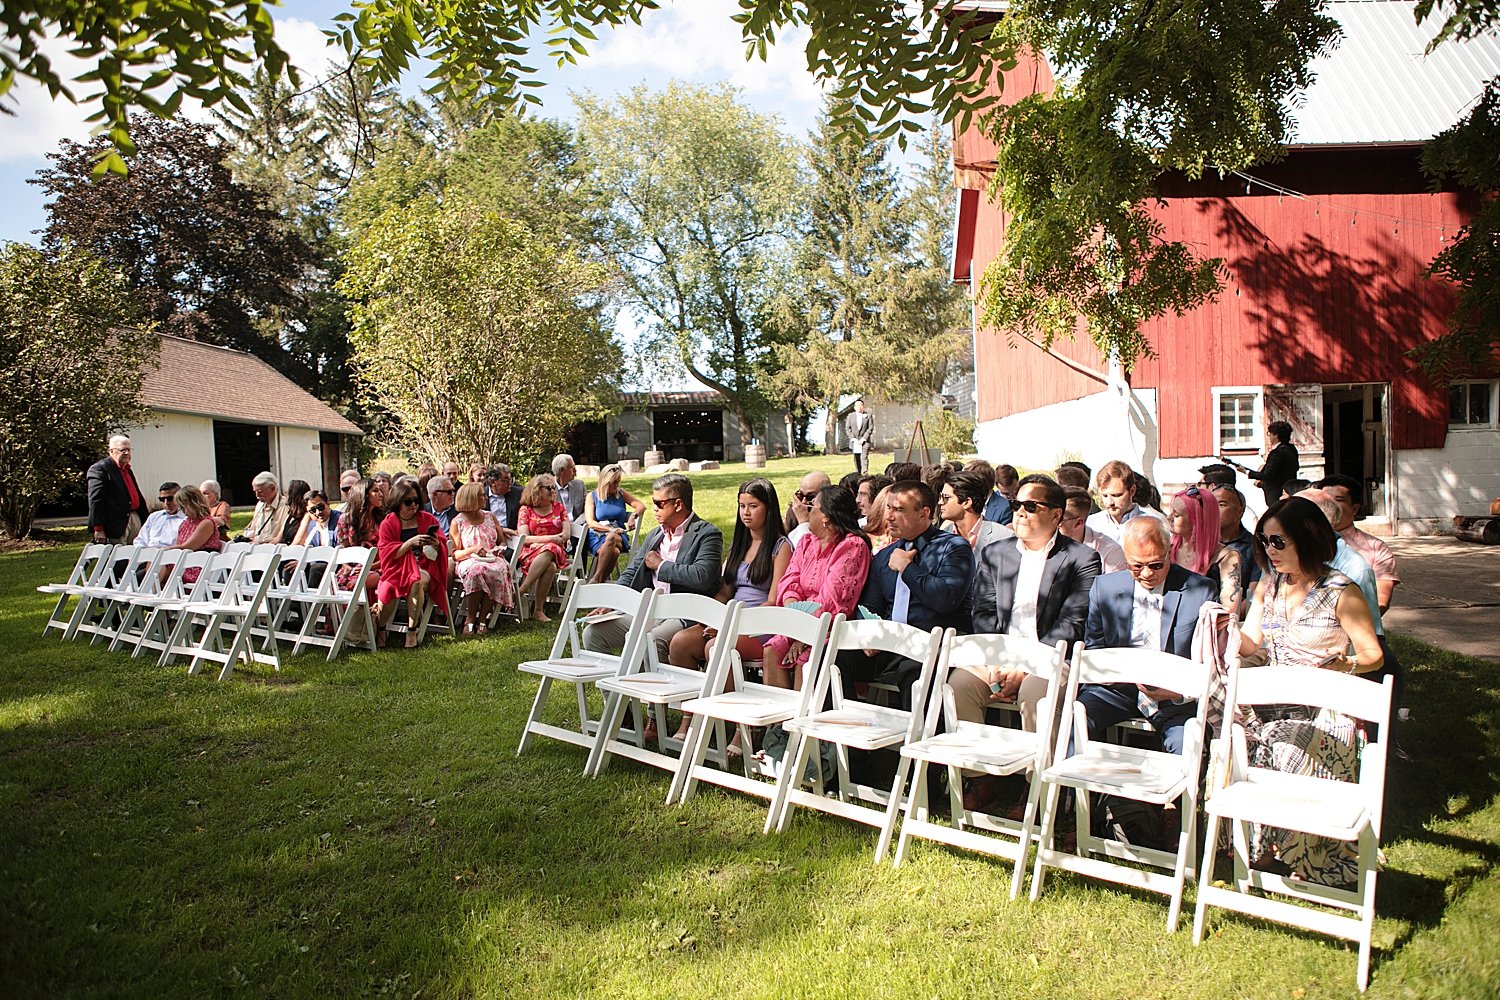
[1207,769,1371,840]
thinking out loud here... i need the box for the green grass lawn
[3,456,1498,998]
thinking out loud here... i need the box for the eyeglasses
[652,496,681,509]
[340,486,352,494]
[400,497,421,508]
[794,490,820,504]
[1128,560,1167,573]
[938,492,957,504]
[158,495,177,503]
[1015,499,1061,514]
[309,505,327,514]
[1256,532,1289,551]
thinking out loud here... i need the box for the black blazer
[489,484,526,530]
[85,457,148,538]
[971,532,1101,647]
[1084,564,1218,659]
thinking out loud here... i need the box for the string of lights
[1228,169,1460,241]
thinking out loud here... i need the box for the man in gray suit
[1077,517,1216,754]
[552,453,587,522]
[845,398,874,474]
[583,473,723,661]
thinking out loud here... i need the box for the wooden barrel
[745,443,766,469]
[643,449,665,468]
[1452,516,1500,544]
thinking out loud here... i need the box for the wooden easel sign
[892,419,941,466]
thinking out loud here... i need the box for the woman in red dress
[374,480,450,648]
[515,473,571,623]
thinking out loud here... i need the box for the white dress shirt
[1006,532,1059,641]
[1085,504,1167,544]
[135,509,186,547]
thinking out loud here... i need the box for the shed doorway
[1322,383,1390,520]
[213,420,270,508]
[653,408,724,463]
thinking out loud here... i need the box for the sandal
[463,622,478,636]
[404,629,421,649]
[476,622,490,635]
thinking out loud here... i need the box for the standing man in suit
[87,434,149,544]
[583,473,723,662]
[842,479,973,708]
[1076,517,1217,754]
[845,398,874,475]
[965,474,1102,733]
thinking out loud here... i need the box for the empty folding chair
[291,546,377,660]
[1193,664,1394,992]
[38,543,113,638]
[668,605,835,806]
[516,582,655,755]
[894,635,1068,899]
[1029,646,1214,932]
[765,618,947,862]
[69,545,159,644]
[162,550,283,680]
[584,594,743,780]
[135,551,241,661]
[105,548,187,652]
[264,544,324,646]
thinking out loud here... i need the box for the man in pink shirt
[1318,474,1400,612]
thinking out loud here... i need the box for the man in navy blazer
[841,480,973,708]
[1078,516,1217,754]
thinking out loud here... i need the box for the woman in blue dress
[584,464,646,583]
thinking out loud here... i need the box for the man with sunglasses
[423,475,459,536]
[784,470,831,547]
[583,473,723,661]
[1074,516,1217,755]
[133,482,186,547]
[336,469,360,512]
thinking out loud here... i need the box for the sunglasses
[938,492,957,503]
[794,490,820,504]
[1128,560,1167,573]
[1257,532,1289,551]
[340,486,352,494]
[541,485,556,492]
[1016,499,1060,514]
[652,497,681,509]
[158,495,177,503]
[1182,486,1203,498]
[400,497,421,508]
[309,505,327,514]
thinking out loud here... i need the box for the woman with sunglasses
[1235,495,1383,888]
[584,464,645,583]
[373,480,450,648]
[1168,486,1243,611]
[291,490,340,547]
[515,473,570,623]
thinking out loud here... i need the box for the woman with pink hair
[1168,485,1243,611]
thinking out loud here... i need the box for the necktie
[891,543,912,624]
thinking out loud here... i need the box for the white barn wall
[1394,429,1500,534]
[973,387,1160,476]
[273,426,325,492]
[124,412,217,499]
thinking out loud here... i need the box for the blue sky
[0,0,829,247]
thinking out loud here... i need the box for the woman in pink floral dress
[450,483,516,633]
[515,474,571,623]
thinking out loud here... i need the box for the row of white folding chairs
[513,581,1392,991]
[38,542,380,674]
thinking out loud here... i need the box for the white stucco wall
[272,425,326,492]
[973,387,1161,476]
[1394,428,1500,534]
[123,412,218,498]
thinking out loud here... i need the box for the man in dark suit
[583,473,723,662]
[1077,516,1217,754]
[963,474,1101,734]
[485,464,525,538]
[87,434,149,543]
[841,479,973,708]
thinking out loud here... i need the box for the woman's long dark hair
[1254,496,1336,578]
[284,479,311,524]
[817,485,869,548]
[346,478,384,541]
[724,478,787,588]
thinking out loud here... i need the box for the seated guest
[468,462,487,486]
[885,461,922,482]
[278,479,310,545]
[334,478,383,610]
[423,475,459,536]
[371,471,394,502]
[442,461,462,483]
[514,474,572,623]
[135,482,185,547]
[838,470,862,495]
[158,485,223,583]
[841,480,973,709]
[236,471,288,543]
[291,490,340,547]
[964,459,1013,526]
[922,463,953,508]
[1316,474,1400,613]
[1086,460,1165,544]
[1167,486,1243,610]
[1133,470,1163,513]
[450,482,516,633]
[855,474,892,526]
[583,473,724,664]
[374,480,449,649]
[1075,517,1217,754]
[962,474,1101,734]
[941,470,1013,564]
[552,454,587,522]
[995,463,1021,503]
[485,464,524,537]
[201,479,232,535]
[1216,486,1262,593]
[416,464,438,505]
[1054,464,1100,516]
[1197,462,1238,490]
[335,470,359,511]
[784,470,831,546]
[585,464,646,583]
[1280,478,1311,501]
[763,485,871,690]
[1059,487,1126,573]
[864,485,894,551]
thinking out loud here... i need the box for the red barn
[953,0,1500,532]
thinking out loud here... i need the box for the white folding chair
[516,582,655,756]
[1193,665,1394,992]
[292,546,377,659]
[69,545,159,644]
[894,635,1068,899]
[545,521,589,615]
[668,605,835,806]
[163,550,283,680]
[222,541,253,558]
[104,548,185,651]
[113,550,213,653]
[1029,646,1213,931]
[136,551,242,661]
[584,594,744,780]
[504,529,530,620]
[38,543,113,638]
[765,618,946,862]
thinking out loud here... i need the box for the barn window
[1212,387,1262,451]
[1448,381,1497,428]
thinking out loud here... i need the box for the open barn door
[1264,383,1325,485]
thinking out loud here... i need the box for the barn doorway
[653,408,724,463]
[213,420,271,508]
[1322,383,1390,520]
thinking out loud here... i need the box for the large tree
[774,108,968,450]
[0,243,153,539]
[338,194,617,469]
[578,82,803,447]
[31,115,319,382]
